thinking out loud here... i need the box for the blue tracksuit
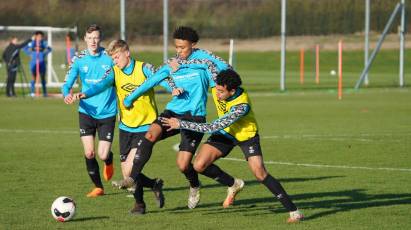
[23,40,52,75]
[61,48,117,119]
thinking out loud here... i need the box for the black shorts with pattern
[154,110,206,154]
[205,133,262,160]
[79,112,116,142]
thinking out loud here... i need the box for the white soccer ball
[51,196,76,222]
[330,70,337,76]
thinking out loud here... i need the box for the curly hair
[216,69,242,91]
[173,26,199,43]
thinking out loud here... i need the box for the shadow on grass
[153,187,411,222]
[70,216,110,222]
[293,189,411,220]
[163,175,343,192]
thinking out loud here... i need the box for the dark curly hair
[173,26,199,43]
[216,69,242,91]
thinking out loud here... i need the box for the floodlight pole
[163,0,169,63]
[355,3,402,89]
[399,0,405,87]
[364,0,370,86]
[280,0,287,91]
[120,0,126,40]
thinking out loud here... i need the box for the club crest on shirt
[82,65,89,73]
[101,64,110,70]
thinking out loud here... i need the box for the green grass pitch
[0,50,410,229]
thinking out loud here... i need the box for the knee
[193,161,206,173]
[144,132,156,142]
[84,150,95,159]
[177,162,189,173]
[253,169,268,182]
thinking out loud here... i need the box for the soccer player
[161,69,304,223]
[171,26,232,106]
[121,56,219,210]
[61,24,116,198]
[74,39,167,214]
[23,31,52,97]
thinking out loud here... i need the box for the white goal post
[0,25,77,87]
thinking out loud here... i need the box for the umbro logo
[121,83,139,92]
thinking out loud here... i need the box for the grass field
[0,50,410,229]
[0,88,410,229]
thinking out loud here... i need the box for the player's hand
[172,88,184,96]
[63,94,74,104]
[123,99,133,109]
[73,93,86,101]
[169,58,180,72]
[160,117,181,131]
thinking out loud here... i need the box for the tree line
[0,0,409,40]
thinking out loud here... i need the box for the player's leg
[195,135,244,208]
[29,66,36,96]
[128,123,162,181]
[242,135,303,222]
[81,136,104,197]
[6,68,13,96]
[114,131,165,208]
[177,126,205,209]
[10,69,17,96]
[96,116,115,181]
[79,113,104,197]
[39,66,47,97]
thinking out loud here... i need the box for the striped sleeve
[178,104,250,133]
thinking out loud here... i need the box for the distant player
[161,69,304,223]
[61,24,116,198]
[23,31,52,97]
[74,39,167,214]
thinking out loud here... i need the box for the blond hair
[107,39,129,56]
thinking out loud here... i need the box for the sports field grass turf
[0,86,410,229]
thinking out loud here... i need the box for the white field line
[2,128,409,172]
[0,128,77,134]
[222,157,411,172]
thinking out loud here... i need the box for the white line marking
[0,128,77,134]
[222,157,411,172]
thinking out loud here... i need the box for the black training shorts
[119,130,146,162]
[154,110,205,154]
[79,112,116,142]
[205,133,262,159]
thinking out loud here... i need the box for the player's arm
[161,103,250,133]
[16,38,33,50]
[22,44,32,55]
[81,68,115,98]
[178,59,219,83]
[197,48,232,72]
[61,57,79,104]
[123,64,173,108]
[142,62,173,93]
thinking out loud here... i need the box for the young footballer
[74,39,167,214]
[161,69,304,223]
[61,24,116,198]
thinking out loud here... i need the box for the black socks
[201,164,235,187]
[85,157,103,188]
[262,174,297,212]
